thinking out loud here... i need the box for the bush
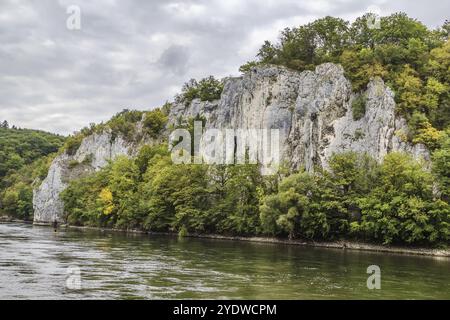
[107,109,144,141]
[351,94,367,120]
[176,76,223,106]
[198,76,224,101]
[143,109,168,138]
[64,134,84,156]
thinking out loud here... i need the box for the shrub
[351,94,367,120]
[143,109,168,138]
[64,134,84,156]
[176,76,223,106]
[107,109,144,141]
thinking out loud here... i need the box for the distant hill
[0,124,66,180]
[0,123,66,219]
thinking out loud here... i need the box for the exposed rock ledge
[33,63,429,224]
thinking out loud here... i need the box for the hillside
[0,123,66,219]
[0,124,65,179]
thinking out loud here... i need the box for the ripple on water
[1,223,450,300]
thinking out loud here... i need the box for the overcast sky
[0,0,448,135]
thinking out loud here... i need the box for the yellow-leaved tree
[98,188,114,216]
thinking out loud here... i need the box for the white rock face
[33,130,134,224]
[34,63,429,224]
[169,63,429,171]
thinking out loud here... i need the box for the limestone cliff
[168,63,428,171]
[33,131,139,224]
[33,63,428,224]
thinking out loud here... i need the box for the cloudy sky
[0,0,448,135]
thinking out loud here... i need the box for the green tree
[143,109,168,138]
[353,153,446,245]
[432,131,450,200]
[176,76,224,106]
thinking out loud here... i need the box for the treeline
[60,137,449,246]
[241,13,449,150]
[0,124,66,219]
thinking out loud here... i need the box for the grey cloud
[0,0,448,135]
[158,45,191,76]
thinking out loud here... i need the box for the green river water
[0,223,449,299]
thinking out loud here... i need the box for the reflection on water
[0,223,449,299]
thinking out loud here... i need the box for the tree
[353,153,446,245]
[393,64,423,114]
[97,188,114,215]
[107,156,140,228]
[432,131,450,200]
[260,171,330,240]
[216,164,263,235]
[176,76,224,106]
[198,76,224,102]
[143,108,168,138]
[239,61,259,73]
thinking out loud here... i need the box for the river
[0,223,449,299]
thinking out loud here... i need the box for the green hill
[0,122,66,219]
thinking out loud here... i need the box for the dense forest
[60,136,449,246]
[1,13,449,246]
[0,122,66,220]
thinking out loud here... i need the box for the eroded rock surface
[169,63,428,171]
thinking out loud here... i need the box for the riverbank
[64,224,450,258]
[0,216,33,224]
[2,218,448,257]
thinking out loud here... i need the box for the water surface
[0,223,449,299]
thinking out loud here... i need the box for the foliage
[261,152,448,246]
[239,61,260,73]
[107,109,144,141]
[61,144,267,235]
[143,108,168,138]
[353,153,449,245]
[0,126,65,179]
[432,131,450,201]
[0,152,58,220]
[64,134,84,156]
[351,94,367,120]
[243,12,449,149]
[176,76,224,106]
[0,124,65,219]
[60,145,449,246]
[62,108,169,156]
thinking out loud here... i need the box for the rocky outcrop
[33,130,137,224]
[168,63,428,171]
[34,63,428,224]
